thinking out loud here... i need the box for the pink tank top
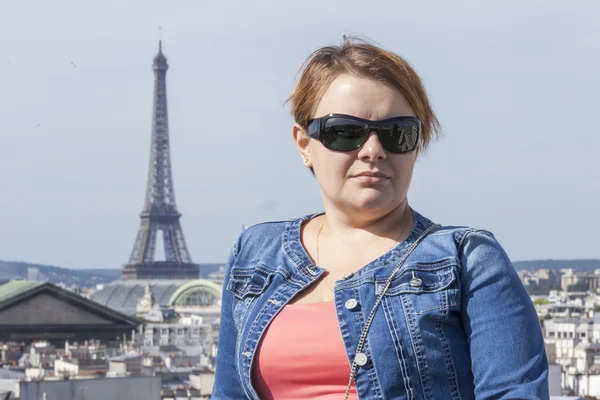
[252,301,358,399]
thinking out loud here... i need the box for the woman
[212,37,548,400]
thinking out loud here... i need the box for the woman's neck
[319,201,414,243]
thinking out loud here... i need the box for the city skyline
[1,0,599,269]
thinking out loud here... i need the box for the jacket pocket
[227,264,277,300]
[226,264,278,328]
[377,258,459,314]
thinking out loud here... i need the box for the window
[177,329,184,336]
[581,333,587,338]
[548,332,555,337]
[161,328,168,335]
[180,289,216,307]
[192,328,200,336]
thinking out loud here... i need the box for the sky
[0,0,599,269]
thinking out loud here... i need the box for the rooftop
[110,354,142,362]
[0,280,42,302]
[0,369,25,380]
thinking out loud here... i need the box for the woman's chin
[346,193,397,212]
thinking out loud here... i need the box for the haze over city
[1,0,598,269]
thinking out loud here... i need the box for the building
[18,376,161,400]
[549,397,585,400]
[26,268,39,282]
[544,316,600,396]
[54,357,108,378]
[0,280,139,344]
[537,304,586,319]
[109,354,143,376]
[561,271,600,292]
[0,369,24,399]
[91,279,221,317]
[142,323,210,348]
[189,369,215,397]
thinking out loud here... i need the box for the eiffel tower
[121,41,199,280]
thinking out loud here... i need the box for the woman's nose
[358,132,387,161]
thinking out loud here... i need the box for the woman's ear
[292,123,312,168]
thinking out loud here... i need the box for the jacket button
[354,352,368,366]
[409,272,423,288]
[342,272,354,280]
[409,278,423,288]
[344,299,359,310]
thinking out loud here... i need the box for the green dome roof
[168,279,222,306]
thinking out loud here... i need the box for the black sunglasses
[307,113,421,154]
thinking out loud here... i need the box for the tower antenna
[159,26,163,51]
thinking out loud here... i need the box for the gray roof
[550,317,600,325]
[550,318,589,324]
[110,354,142,362]
[0,369,25,379]
[140,345,202,357]
[547,304,584,309]
[550,397,585,400]
[90,280,189,316]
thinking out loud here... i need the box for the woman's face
[294,73,418,218]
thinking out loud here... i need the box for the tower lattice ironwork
[121,41,199,280]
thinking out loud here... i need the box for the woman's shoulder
[239,213,313,241]
[415,215,510,273]
[413,210,501,254]
[431,224,495,249]
[231,213,317,259]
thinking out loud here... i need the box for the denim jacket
[212,210,549,399]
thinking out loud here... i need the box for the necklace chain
[342,223,440,399]
[315,218,336,293]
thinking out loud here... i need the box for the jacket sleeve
[212,240,248,399]
[459,230,549,399]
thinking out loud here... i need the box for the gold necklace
[315,213,411,293]
[315,217,336,293]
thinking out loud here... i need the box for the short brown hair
[289,37,441,153]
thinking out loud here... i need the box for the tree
[533,298,550,306]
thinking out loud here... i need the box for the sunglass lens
[379,122,419,153]
[322,118,370,151]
